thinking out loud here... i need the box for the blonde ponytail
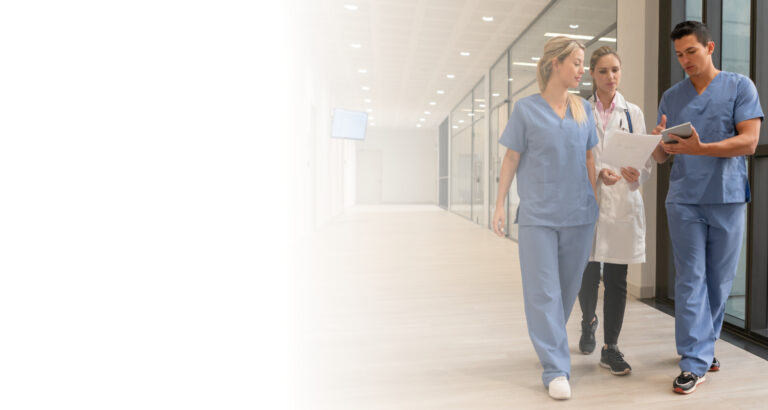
[566,93,585,125]
[536,36,587,125]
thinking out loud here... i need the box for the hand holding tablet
[661,122,693,144]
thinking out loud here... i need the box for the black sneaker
[672,371,706,394]
[599,344,631,375]
[579,316,598,354]
[709,357,720,372]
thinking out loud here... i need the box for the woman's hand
[599,168,622,185]
[492,206,507,237]
[620,167,640,183]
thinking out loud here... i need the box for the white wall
[355,128,438,204]
[617,0,659,298]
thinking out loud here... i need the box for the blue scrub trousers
[666,202,746,376]
[518,223,596,386]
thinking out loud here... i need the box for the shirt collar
[595,95,616,112]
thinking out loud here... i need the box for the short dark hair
[670,21,712,47]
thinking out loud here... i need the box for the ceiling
[301,0,551,130]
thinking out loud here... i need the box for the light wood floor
[299,206,768,409]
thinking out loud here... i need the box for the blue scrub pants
[666,202,746,376]
[518,223,596,386]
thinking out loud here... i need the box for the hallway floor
[300,206,768,409]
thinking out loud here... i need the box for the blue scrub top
[658,71,763,204]
[499,94,599,227]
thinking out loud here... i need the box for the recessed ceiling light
[369,116,375,120]
[424,111,431,115]
[364,99,371,103]
[361,86,370,91]
[569,24,579,29]
[531,57,540,61]
[582,82,592,86]
[437,90,445,94]
[482,16,494,22]
[370,123,375,126]
[567,90,580,94]
[344,4,358,11]
[446,74,455,79]
[366,108,373,112]
[460,51,470,57]
[350,43,362,49]
[429,102,437,106]
[452,125,458,129]
[416,124,422,128]
[512,62,537,67]
[508,77,514,81]
[468,113,475,116]
[459,120,465,123]
[358,68,367,73]
[479,104,486,108]
[420,118,426,122]
[492,93,500,97]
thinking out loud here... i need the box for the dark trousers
[578,261,628,345]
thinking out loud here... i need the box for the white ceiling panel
[304,0,558,129]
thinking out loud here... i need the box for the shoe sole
[673,375,706,394]
[708,366,719,372]
[599,361,631,376]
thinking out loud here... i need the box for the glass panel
[721,0,751,327]
[451,91,473,134]
[721,0,751,76]
[472,80,486,225]
[450,125,472,220]
[508,0,617,103]
[726,162,749,325]
[685,0,703,21]
[489,105,500,229]
[490,51,509,108]
[505,101,521,240]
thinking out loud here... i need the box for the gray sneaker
[600,344,631,375]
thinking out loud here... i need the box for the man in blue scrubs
[653,21,763,394]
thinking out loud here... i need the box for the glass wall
[721,0,751,325]
[472,80,486,226]
[489,51,510,235]
[685,0,702,23]
[450,92,473,220]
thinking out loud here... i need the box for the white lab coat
[588,92,653,264]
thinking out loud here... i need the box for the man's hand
[662,126,705,155]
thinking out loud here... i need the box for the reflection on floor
[300,206,768,409]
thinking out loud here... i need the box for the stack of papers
[600,130,661,170]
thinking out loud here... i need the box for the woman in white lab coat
[576,46,663,376]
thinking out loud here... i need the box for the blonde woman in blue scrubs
[492,36,598,401]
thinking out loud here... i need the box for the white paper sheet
[600,130,661,171]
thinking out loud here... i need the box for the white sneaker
[548,376,571,400]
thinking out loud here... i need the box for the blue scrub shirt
[658,71,764,204]
[499,94,599,227]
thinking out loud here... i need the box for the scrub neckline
[536,93,572,122]
[687,70,722,96]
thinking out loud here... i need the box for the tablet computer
[661,122,692,144]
